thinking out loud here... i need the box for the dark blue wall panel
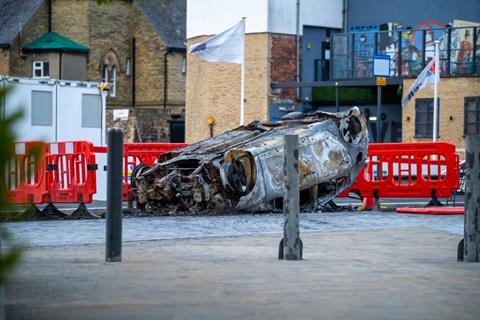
[347,0,480,29]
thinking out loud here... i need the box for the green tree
[0,86,23,286]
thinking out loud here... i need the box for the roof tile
[135,0,186,49]
[0,0,45,46]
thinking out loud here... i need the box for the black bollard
[106,128,123,262]
[464,135,480,262]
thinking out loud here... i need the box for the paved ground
[5,227,480,320]
[5,211,464,246]
[32,195,465,215]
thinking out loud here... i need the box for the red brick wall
[270,34,298,102]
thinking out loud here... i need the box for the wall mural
[333,19,480,79]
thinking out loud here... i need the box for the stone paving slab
[5,228,480,320]
[6,211,464,247]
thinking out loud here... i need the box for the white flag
[189,19,245,64]
[401,58,440,108]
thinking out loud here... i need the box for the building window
[125,57,131,76]
[415,98,440,138]
[33,61,49,78]
[82,94,102,128]
[103,65,116,97]
[181,56,186,74]
[31,91,52,126]
[465,97,480,135]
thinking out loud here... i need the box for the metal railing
[331,26,479,80]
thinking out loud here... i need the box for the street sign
[376,77,387,86]
[373,54,391,77]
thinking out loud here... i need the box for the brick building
[185,0,343,143]
[300,0,480,150]
[322,0,480,150]
[186,0,480,150]
[0,0,186,142]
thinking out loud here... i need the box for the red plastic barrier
[45,141,97,203]
[6,141,49,204]
[396,207,464,215]
[7,140,186,205]
[93,143,188,200]
[339,142,460,200]
[121,143,187,200]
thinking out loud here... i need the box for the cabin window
[31,91,52,126]
[82,94,102,128]
[33,61,49,78]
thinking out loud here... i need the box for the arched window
[103,64,116,97]
[101,50,120,98]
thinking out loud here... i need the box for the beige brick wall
[52,0,89,45]
[87,0,131,105]
[131,5,166,106]
[402,77,480,148]
[167,52,186,106]
[0,49,10,75]
[185,33,270,143]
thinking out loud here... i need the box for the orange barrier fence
[5,141,49,204]
[338,142,460,205]
[5,140,99,218]
[45,141,97,204]
[93,143,188,201]
[5,140,459,216]
[5,140,187,217]
[121,143,187,201]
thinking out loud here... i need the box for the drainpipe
[131,37,142,142]
[48,0,52,32]
[131,38,136,111]
[343,0,348,32]
[164,49,169,109]
[296,0,300,100]
[59,52,62,79]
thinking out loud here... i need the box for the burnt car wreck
[134,107,369,214]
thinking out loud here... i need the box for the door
[169,119,185,143]
[321,42,331,81]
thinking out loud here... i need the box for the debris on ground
[316,200,355,212]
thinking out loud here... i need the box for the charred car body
[134,107,369,213]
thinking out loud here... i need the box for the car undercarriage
[134,107,369,214]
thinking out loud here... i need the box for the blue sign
[373,54,391,77]
[349,25,379,33]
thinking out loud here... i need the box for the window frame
[81,94,102,128]
[103,65,117,98]
[31,90,53,126]
[32,60,50,79]
[414,97,440,138]
[181,56,186,74]
[464,96,480,136]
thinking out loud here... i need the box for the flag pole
[433,40,440,142]
[240,17,246,126]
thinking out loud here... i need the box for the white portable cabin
[1,76,108,200]
[1,76,107,145]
